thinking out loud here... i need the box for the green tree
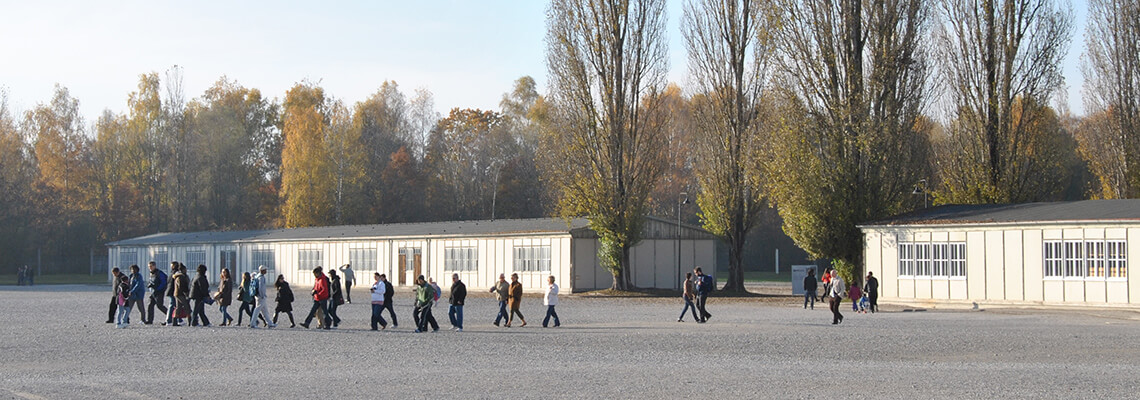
[545,0,670,290]
[280,82,336,228]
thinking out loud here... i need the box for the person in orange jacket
[299,266,332,330]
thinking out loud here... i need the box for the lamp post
[677,192,690,289]
[912,179,928,209]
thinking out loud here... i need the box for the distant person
[413,275,438,333]
[215,268,234,326]
[821,268,832,302]
[828,270,846,325]
[189,265,212,327]
[107,267,123,324]
[448,273,466,332]
[163,262,180,326]
[146,261,168,324]
[114,269,130,328]
[339,264,355,303]
[429,277,441,303]
[864,272,879,313]
[507,273,526,328]
[490,273,510,327]
[849,281,862,313]
[328,269,344,328]
[127,264,147,323]
[369,272,388,331]
[249,266,276,328]
[803,269,818,310]
[379,274,397,328]
[679,272,698,322]
[274,274,296,328]
[300,266,331,330]
[543,275,560,328]
[236,272,254,326]
[171,263,191,326]
[694,267,713,323]
[16,265,24,286]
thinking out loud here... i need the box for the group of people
[802,268,879,324]
[15,265,34,286]
[108,261,563,332]
[678,267,714,323]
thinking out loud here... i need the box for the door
[413,252,422,281]
[398,253,407,285]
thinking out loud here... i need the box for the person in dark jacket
[127,264,147,324]
[448,273,467,332]
[328,269,344,328]
[380,274,397,328]
[864,272,879,313]
[300,267,331,330]
[163,262,180,325]
[274,275,296,328]
[189,264,212,327]
[694,267,713,323]
[146,262,168,324]
[215,268,234,326]
[107,267,123,324]
[114,270,131,328]
[804,269,818,310]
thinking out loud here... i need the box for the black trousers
[829,297,843,324]
[328,300,341,325]
[414,304,438,331]
[108,296,117,322]
[304,300,331,328]
[191,299,211,326]
[343,280,353,302]
[381,300,398,326]
[868,295,878,313]
[696,293,711,321]
[147,293,167,324]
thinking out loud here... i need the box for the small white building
[861,199,1140,307]
[106,216,718,292]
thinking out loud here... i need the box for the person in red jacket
[299,266,332,330]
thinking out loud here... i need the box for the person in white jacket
[542,275,560,328]
[828,270,846,325]
[369,272,388,330]
[250,265,277,328]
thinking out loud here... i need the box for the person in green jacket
[413,275,438,332]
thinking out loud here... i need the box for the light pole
[912,179,928,209]
[677,192,689,289]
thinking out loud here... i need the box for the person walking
[189,265,212,327]
[849,281,863,313]
[274,275,296,328]
[507,273,527,328]
[339,264,355,304]
[215,268,234,326]
[236,272,253,326]
[679,272,698,322]
[172,264,192,326]
[107,267,123,324]
[114,270,130,328]
[413,275,438,332]
[694,267,713,323]
[804,269,818,310]
[542,275,560,328]
[828,270,846,325]
[249,266,276,328]
[126,264,147,324]
[300,267,331,330]
[821,268,832,302]
[369,273,388,331]
[490,273,509,327]
[328,269,344,328]
[864,272,879,313]
[146,262,168,324]
[379,274,397,328]
[448,273,466,332]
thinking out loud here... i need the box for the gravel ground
[1,284,1139,399]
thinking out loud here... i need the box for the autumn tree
[933,0,1073,203]
[425,108,516,220]
[1081,0,1140,198]
[683,0,773,292]
[497,76,550,219]
[280,82,337,227]
[0,91,37,270]
[353,82,414,222]
[767,0,932,281]
[545,0,669,290]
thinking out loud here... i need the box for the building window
[899,241,966,278]
[445,246,478,272]
[119,251,137,269]
[186,251,206,269]
[898,243,915,276]
[349,248,377,271]
[514,245,551,272]
[1044,240,1127,279]
[915,243,931,276]
[219,250,237,273]
[152,251,169,270]
[252,249,275,272]
[399,247,422,271]
[298,249,322,271]
[932,243,948,277]
[949,243,966,277]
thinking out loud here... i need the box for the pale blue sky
[0,0,1087,126]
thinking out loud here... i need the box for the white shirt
[544,283,559,306]
[370,280,386,303]
[252,272,268,299]
[830,275,846,298]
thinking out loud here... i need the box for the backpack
[383,280,394,299]
[250,277,261,298]
[701,274,714,294]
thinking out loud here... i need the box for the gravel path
[1,284,1138,399]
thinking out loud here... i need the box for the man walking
[694,267,713,323]
[829,270,846,325]
[300,267,331,330]
[490,273,509,327]
[379,274,397,328]
[803,269,818,310]
[448,273,466,332]
[146,261,168,324]
[339,264,355,303]
[106,267,123,323]
[250,265,276,328]
[369,272,388,330]
[864,271,879,313]
[127,264,147,324]
[543,275,560,328]
[413,275,438,332]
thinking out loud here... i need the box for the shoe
[520,322,526,327]
[144,322,153,325]
[269,324,277,328]
[202,323,211,328]
[249,324,258,329]
[554,323,560,327]
[456,328,462,332]
[705,315,712,321]
[323,326,330,330]
[414,329,422,333]
[290,323,296,328]
[832,321,838,325]
[493,322,499,327]
[677,319,683,322]
[697,320,706,323]
[105,320,113,324]
[299,323,310,329]
[392,324,397,328]
[371,328,378,331]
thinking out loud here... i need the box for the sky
[0,0,1088,128]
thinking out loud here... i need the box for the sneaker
[414,329,422,333]
[249,324,259,329]
[269,324,277,328]
[677,319,683,322]
[299,323,310,329]
[456,328,463,332]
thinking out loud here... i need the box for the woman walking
[236,272,253,326]
[171,263,191,326]
[189,265,212,327]
[215,268,234,326]
[328,270,344,328]
[274,274,296,328]
[679,272,698,322]
[506,273,526,327]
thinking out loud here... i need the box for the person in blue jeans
[369,273,388,330]
[543,275,560,328]
[679,272,698,322]
[694,267,713,323]
[448,273,466,332]
[490,273,509,327]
